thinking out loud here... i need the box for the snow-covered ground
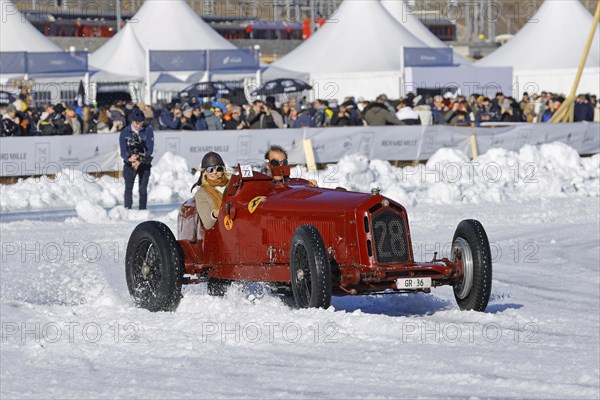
[1,143,599,399]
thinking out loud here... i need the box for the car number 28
[396,277,432,290]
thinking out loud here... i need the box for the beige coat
[194,185,226,230]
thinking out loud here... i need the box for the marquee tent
[267,0,510,100]
[477,0,600,96]
[0,0,61,53]
[267,0,430,99]
[0,0,64,82]
[89,23,147,83]
[90,0,237,85]
[381,0,471,65]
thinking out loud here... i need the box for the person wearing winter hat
[191,152,230,229]
[119,108,154,210]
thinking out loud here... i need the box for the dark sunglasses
[270,159,288,167]
[205,165,224,173]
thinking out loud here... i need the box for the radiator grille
[267,221,334,244]
[371,210,409,264]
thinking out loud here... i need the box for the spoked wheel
[451,219,493,312]
[290,225,332,309]
[126,221,184,312]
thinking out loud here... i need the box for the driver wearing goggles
[264,145,317,187]
[191,152,230,229]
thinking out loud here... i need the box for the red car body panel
[177,169,460,295]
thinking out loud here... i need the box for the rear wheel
[125,221,184,312]
[290,225,332,309]
[452,219,492,312]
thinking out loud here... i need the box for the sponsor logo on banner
[380,140,419,147]
[223,56,243,65]
[35,143,50,163]
[583,129,595,144]
[490,133,504,147]
[166,138,180,156]
[517,129,532,148]
[342,137,353,152]
[189,145,230,153]
[237,136,251,159]
[170,57,185,68]
[358,133,374,155]
[60,143,79,162]
[0,152,26,160]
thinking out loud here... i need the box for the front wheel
[451,219,492,312]
[290,225,332,309]
[125,221,184,312]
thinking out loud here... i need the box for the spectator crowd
[1,90,598,137]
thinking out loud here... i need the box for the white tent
[0,0,63,82]
[0,0,61,53]
[381,0,471,65]
[268,0,430,100]
[477,0,600,96]
[88,23,147,82]
[130,0,235,51]
[266,0,510,100]
[89,0,236,84]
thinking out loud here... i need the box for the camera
[126,133,152,165]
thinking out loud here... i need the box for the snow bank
[1,152,198,213]
[299,142,600,206]
[1,143,598,213]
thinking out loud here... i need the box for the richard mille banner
[1,123,598,177]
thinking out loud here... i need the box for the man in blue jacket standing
[119,108,154,210]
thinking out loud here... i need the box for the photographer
[119,109,154,210]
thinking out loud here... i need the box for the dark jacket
[158,108,180,130]
[291,113,316,128]
[180,117,195,131]
[41,113,73,136]
[193,114,208,131]
[0,117,20,137]
[363,103,404,126]
[246,109,267,129]
[119,123,155,165]
[224,117,244,130]
[330,112,352,127]
[574,102,594,122]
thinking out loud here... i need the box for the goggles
[270,159,288,167]
[205,165,225,173]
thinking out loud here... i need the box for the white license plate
[396,277,432,290]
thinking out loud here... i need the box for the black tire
[451,219,493,312]
[125,221,184,312]
[290,225,332,309]
[207,278,231,296]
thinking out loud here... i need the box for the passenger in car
[264,144,318,187]
[191,152,230,229]
[264,145,289,184]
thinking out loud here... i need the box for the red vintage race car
[125,165,492,312]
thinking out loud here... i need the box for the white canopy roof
[271,0,429,74]
[89,23,147,80]
[381,0,470,65]
[0,0,62,52]
[90,0,235,79]
[128,0,235,51]
[477,0,600,70]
